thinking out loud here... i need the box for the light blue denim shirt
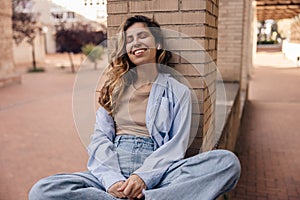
[87,73,192,191]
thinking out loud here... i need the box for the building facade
[0,0,21,88]
[13,0,106,67]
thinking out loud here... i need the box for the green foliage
[81,44,105,69]
[82,44,104,62]
[27,67,45,73]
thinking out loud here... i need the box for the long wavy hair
[98,15,172,115]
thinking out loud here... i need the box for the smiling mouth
[131,48,148,56]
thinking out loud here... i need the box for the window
[67,12,75,19]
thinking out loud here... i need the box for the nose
[132,39,142,48]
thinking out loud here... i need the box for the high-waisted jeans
[29,135,241,200]
[113,135,156,179]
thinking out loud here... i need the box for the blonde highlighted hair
[98,15,171,115]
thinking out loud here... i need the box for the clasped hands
[108,174,146,199]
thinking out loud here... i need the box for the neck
[134,63,158,87]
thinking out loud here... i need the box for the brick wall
[107,0,219,154]
[290,17,300,43]
[0,1,21,87]
[217,0,244,82]
[217,0,255,85]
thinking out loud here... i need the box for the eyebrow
[126,30,150,38]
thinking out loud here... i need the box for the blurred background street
[1,0,300,200]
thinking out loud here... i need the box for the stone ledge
[0,73,22,88]
[214,82,242,200]
[214,82,240,150]
[239,89,247,120]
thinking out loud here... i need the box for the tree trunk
[31,42,37,70]
[68,52,75,73]
[94,61,97,70]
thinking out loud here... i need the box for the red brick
[180,0,207,11]
[107,1,128,14]
[129,0,178,12]
[154,11,206,25]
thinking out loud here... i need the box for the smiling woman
[28,15,241,200]
[98,15,171,115]
[125,23,157,65]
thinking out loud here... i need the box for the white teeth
[133,49,146,55]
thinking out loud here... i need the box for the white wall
[282,40,300,65]
[13,33,46,66]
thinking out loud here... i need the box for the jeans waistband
[114,134,154,147]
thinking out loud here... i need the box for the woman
[29,15,240,200]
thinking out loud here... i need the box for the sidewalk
[231,52,300,199]
[1,54,90,200]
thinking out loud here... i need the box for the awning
[256,0,300,20]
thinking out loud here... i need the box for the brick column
[107,0,219,155]
[241,0,254,92]
[0,1,21,88]
[217,0,245,82]
[217,0,255,86]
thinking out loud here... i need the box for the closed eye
[126,36,133,44]
[125,31,150,44]
[138,31,150,39]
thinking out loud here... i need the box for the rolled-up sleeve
[87,107,126,191]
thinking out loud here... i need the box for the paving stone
[231,52,300,200]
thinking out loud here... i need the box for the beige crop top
[114,83,152,137]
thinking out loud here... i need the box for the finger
[108,191,118,198]
[126,179,144,198]
[129,184,144,199]
[116,192,126,199]
[117,180,128,192]
[123,181,134,196]
[110,190,125,199]
[130,186,143,199]
[127,184,140,197]
[137,193,144,199]
[109,187,126,199]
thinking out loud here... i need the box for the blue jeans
[29,135,241,200]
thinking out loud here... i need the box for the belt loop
[114,135,121,147]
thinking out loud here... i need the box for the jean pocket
[116,147,133,177]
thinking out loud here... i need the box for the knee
[217,150,241,180]
[28,177,52,200]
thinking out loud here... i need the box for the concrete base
[0,73,21,88]
[257,44,282,52]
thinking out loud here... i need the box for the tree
[12,0,43,72]
[55,22,106,72]
[82,44,104,70]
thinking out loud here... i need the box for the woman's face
[125,22,157,66]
